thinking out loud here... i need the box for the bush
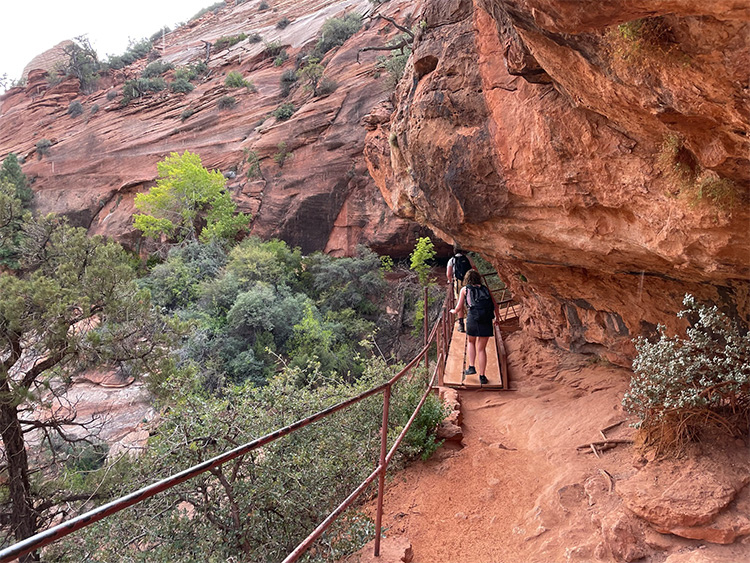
[180,108,195,121]
[217,95,237,109]
[173,61,208,82]
[259,1,270,10]
[277,17,291,29]
[274,49,289,66]
[316,76,338,96]
[273,141,291,167]
[317,13,362,55]
[214,33,248,52]
[120,77,167,105]
[248,33,263,43]
[67,100,84,117]
[263,40,283,58]
[170,78,195,93]
[272,102,295,121]
[106,90,118,100]
[90,104,99,115]
[279,68,297,97]
[106,38,153,70]
[225,70,249,89]
[36,139,52,159]
[142,60,174,78]
[623,294,750,454]
[150,26,171,43]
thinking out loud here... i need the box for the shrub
[170,78,195,93]
[173,61,208,82]
[106,38,153,70]
[623,294,750,455]
[248,33,263,43]
[317,13,362,55]
[244,149,261,178]
[150,26,171,43]
[608,17,679,64]
[279,68,297,97]
[214,33,248,52]
[180,108,195,121]
[272,103,295,121]
[106,90,118,100]
[259,1,270,10]
[277,17,291,29]
[316,76,338,96]
[263,40,283,58]
[90,104,99,115]
[142,60,174,78]
[67,100,84,117]
[274,49,289,67]
[218,95,237,109]
[274,141,291,167]
[36,139,52,159]
[120,77,167,105]
[225,70,248,89]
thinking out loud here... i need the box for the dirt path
[365,332,639,563]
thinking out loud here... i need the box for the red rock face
[364,0,750,363]
[0,0,436,258]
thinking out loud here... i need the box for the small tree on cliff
[134,151,249,247]
[0,216,174,559]
[0,154,32,269]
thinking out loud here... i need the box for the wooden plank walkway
[443,323,504,390]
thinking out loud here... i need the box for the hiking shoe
[480,375,489,385]
[457,319,465,333]
[463,366,476,375]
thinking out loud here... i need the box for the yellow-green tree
[134,151,249,244]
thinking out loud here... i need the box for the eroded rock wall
[364,0,750,364]
[0,0,436,258]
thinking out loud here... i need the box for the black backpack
[453,254,471,282]
[468,285,494,322]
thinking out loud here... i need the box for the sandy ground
[357,332,750,563]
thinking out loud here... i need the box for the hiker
[450,269,494,385]
[446,248,471,332]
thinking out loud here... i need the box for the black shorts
[466,314,493,337]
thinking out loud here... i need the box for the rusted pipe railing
[0,310,449,563]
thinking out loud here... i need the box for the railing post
[374,384,391,557]
[423,286,429,374]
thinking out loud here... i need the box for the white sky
[1,0,217,89]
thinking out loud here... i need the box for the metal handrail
[0,301,450,563]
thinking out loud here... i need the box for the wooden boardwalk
[443,323,505,390]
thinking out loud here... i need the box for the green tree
[134,151,250,245]
[297,57,325,96]
[410,236,435,286]
[61,36,101,94]
[317,13,362,55]
[0,154,32,204]
[0,216,174,558]
[0,155,32,269]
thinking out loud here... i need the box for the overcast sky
[1,0,217,90]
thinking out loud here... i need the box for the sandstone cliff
[364,0,750,364]
[0,0,437,257]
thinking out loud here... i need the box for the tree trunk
[0,373,39,561]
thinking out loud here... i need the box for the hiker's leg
[467,335,476,366]
[476,336,490,375]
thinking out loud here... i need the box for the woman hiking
[450,269,495,384]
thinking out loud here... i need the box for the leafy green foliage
[624,294,750,454]
[410,236,435,286]
[120,77,167,105]
[170,78,195,93]
[280,68,298,97]
[214,33,247,52]
[277,17,291,29]
[0,154,32,268]
[173,61,208,82]
[224,70,254,91]
[244,149,261,178]
[274,141,291,167]
[105,38,153,70]
[133,151,249,244]
[142,60,174,78]
[60,37,101,93]
[317,13,362,55]
[0,153,32,203]
[49,352,445,562]
[0,216,175,544]
[297,57,325,96]
[272,102,295,120]
[274,49,289,66]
